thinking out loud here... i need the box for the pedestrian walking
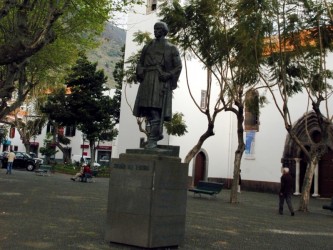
[6,150,15,174]
[279,167,295,216]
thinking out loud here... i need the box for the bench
[322,196,333,212]
[79,173,93,183]
[35,165,53,176]
[188,181,224,198]
[92,170,98,177]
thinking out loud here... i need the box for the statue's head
[154,22,169,37]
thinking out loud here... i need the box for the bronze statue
[133,22,182,149]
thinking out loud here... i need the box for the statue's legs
[146,108,163,149]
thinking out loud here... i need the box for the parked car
[29,152,44,165]
[99,155,110,166]
[0,151,8,168]
[0,151,8,160]
[1,151,37,171]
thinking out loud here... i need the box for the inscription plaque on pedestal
[105,146,188,248]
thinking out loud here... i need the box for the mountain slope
[88,23,126,88]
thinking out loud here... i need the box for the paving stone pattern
[0,169,333,249]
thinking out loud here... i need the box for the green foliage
[53,164,80,175]
[53,164,111,177]
[160,0,230,66]
[66,54,117,142]
[112,46,125,124]
[0,0,142,121]
[159,0,270,87]
[125,31,152,84]
[125,52,141,84]
[41,88,75,126]
[107,50,122,57]
[245,91,264,116]
[0,126,8,143]
[58,135,71,145]
[229,0,272,86]
[42,53,119,144]
[66,53,108,94]
[263,0,333,98]
[132,31,153,45]
[164,112,188,136]
[39,133,58,159]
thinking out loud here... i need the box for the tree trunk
[230,110,245,203]
[89,140,96,168]
[229,150,243,203]
[298,158,317,212]
[55,142,69,164]
[45,156,50,164]
[24,142,31,154]
[184,122,214,164]
[63,149,70,164]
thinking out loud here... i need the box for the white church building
[113,1,333,197]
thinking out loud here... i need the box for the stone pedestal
[105,146,188,248]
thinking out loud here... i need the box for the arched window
[244,90,260,132]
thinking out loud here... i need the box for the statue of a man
[133,22,182,149]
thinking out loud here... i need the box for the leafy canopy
[42,53,118,143]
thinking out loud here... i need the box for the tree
[0,0,142,121]
[258,0,333,211]
[12,115,46,154]
[164,112,188,136]
[40,86,75,163]
[112,46,126,125]
[42,54,118,164]
[159,0,268,203]
[40,133,58,164]
[8,90,50,154]
[66,54,118,163]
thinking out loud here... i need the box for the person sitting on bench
[71,163,91,181]
[80,164,92,182]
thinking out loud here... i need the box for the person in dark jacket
[279,167,295,216]
[133,21,182,149]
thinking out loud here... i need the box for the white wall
[112,9,160,156]
[114,2,333,185]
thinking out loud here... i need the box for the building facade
[1,87,116,165]
[113,1,333,197]
[1,123,113,166]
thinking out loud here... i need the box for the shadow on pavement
[0,169,332,249]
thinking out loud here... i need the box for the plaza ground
[0,169,333,249]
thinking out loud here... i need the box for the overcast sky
[111,12,128,29]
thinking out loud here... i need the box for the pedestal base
[105,146,188,248]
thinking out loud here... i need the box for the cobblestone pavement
[0,169,333,249]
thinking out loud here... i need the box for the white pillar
[294,158,301,195]
[312,163,320,197]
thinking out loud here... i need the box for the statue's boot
[145,120,162,149]
[146,140,157,149]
